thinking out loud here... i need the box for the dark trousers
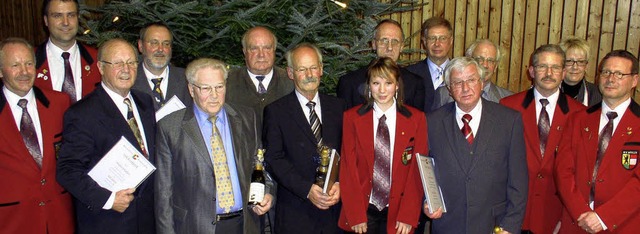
[366,204,388,234]
[215,213,244,234]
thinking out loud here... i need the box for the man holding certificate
[154,58,273,234]
[425,57,528,234]
[56,38,157,233]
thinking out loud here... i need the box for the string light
[330,0,347,8]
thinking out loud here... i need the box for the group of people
[1,1,639,234]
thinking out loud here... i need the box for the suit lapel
[182,106,214,172]
[78,43,98,97]
[94,87,144,156]
[440,105,471,174]
[598,104,638,175]
[286,93,318,145]
[469,100,496,173]
[0,100,41,171]
[355,110,375,175]
[35,89,55,175]
[392,112,413,180]
[226,104,250,194]
[581,108,601,176]
[131,91,156,160]
[519,90,544,166]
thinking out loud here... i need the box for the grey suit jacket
[226,66,293,121]
[155,103,271,234]
[132,64,192,111]
[432,82,513,110]
[427,99,528,234]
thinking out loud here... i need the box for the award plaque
[417,153,446,213]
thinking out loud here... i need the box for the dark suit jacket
[406,59,437,112]
[427,99,528,234]
[263,92,345,234]
[0,86,74,234]
[500,89,584,233]
[34,42,101,99]
[227,66,293,121]
[555,101,640,233]
[132,64,192,111]
[337,66,427,112]
[56,86,156,234]
[339,104,426,232]
[155,103,270,234]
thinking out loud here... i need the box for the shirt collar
[143,64,169,81]
[3,87,35,107]
[247,68,274,80]
[602,98,631,117]
[101,82,131,104]
[193,102,227,126]
[47,39,78,60]
[533,87,560,105]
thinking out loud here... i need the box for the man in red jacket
[35,0,101,102]
[0,38,74,234]
[501,44,584,234]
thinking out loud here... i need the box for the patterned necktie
[590,111,618,206]
[123,98,148,158]
[209,115,235,213]
[538,99,550,157]
[436,67,444,88]
[151,78,165,105]
[307,101,322,146]
[61,52,77,103]
[256,75,267,94]
[461,114,474,145]
[372,114,391,211]
[18,99,42,168]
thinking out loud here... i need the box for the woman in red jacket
[339,57,427,234]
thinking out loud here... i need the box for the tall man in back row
[133,22,191,111]
[57,38,156,233]
[555,50,640,233]
[35,0,101,102]
[500,44,584,234]
[263,43,345,233]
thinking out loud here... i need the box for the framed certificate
[417,153,446,214]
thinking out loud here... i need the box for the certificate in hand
[88,136,156,192]
[417,153,447,213]
[155,95,186,122]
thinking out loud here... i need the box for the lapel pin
[85,65,91,71]
[43,69,48,74]
[627,127,632,135]
[584,127,589,132]
[556,126,561,130]
[401,131,405,135]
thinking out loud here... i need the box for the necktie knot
[152,77,163,86]
[540,98,549,107]
[18,99,28,109]
[306,101,316,110]
[380,114,387,123]
[256,75,265,82]
[209,115,218,125]
[123,98,132,109]
[61,52,70,60]
[462,114,472,123]
[606,111,618,120]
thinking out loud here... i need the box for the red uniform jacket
[339,104,426,233]
[555,101,640,233]
[0,86,73,233]
[500,89,585,233]
[34,42,101,99]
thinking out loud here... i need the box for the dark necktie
[538,99,550,157]
[372,114,391,211]
[307,101,322,146]
[18,99,42,168]
[256,75,267,94]
[590,111,618,206]
[461,114,474,145]
[123,98,148,158]
[209,116,235,213]
[61,52,77,103]
[151,78,165,105]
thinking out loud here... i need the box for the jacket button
[598,179,604,182]
[537,174,543,179]
[39,201,45,206]
[41,179,46,185]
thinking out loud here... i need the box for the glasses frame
[533,64,564,74]
[565,59,588,67]
[599,70,637,80]
[191,83,225,96]
[100,60,138,70]
[425,35,451,44]
[449,78,481,89]
[292,65,321,74]
[375,38,402,47]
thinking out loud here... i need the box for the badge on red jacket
[622,150,638,170]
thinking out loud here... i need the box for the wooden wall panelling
[587,0,603,81]
[466,0,479,49]
[628,0,640,100]
[613,0,631,51]
[536,0,551,46]
[497,0,513,90]
[562,0,577,38]
[549,0,564,44]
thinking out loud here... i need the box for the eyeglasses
[565,59,588,67]
[292,65,321,74]
[191,83,225,95]
[100,60,138,69]
[449,78,481,89]
[425,35,451,43]
[375,38,402,47]
[533,64,563,73]
[473,56,497,65]
[599,70,636,80]
[146,40,171,48]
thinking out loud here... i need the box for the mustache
[301,77,319,84]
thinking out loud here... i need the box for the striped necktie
[461,114,474,145]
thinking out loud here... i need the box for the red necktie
[461,114,474,145]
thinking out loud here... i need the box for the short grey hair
[0,37,35,69]
[285,43,323,68]
[465,39,502,62]
[185,58,228,84]
[443,57,486,86]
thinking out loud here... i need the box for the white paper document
[88,136,156,192]
[155,95,186,122]
[417,153,447,213]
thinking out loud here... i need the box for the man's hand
[326,182,340,206]
[251,193,273,215]
[423,203,443,219]
[395,221,412,234]
[577,211,604,233]
[351,223,367,233]
[112,188,135,213]
[308,184,332,209]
